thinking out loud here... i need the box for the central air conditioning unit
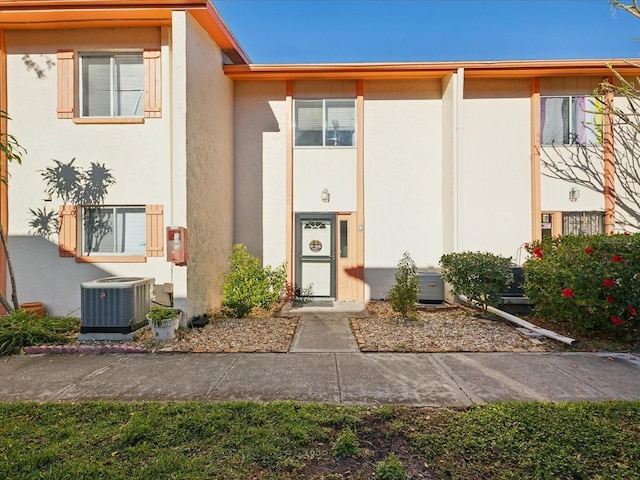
[79,276,154,340]
[417,272,444,304]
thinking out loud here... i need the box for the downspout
[454,67,464,252]
[457,294,577,346]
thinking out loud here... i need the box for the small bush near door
[439,251,513,314]
[388,252,420,318]
[221,244,287,318]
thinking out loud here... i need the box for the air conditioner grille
[80,277,154,334]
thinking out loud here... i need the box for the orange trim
[0,9,174,30]
[76,255,147,263]
[355,80,364,301]
[0,1,249,64]
[285,80,293,284]
[73,117,145,124]
[604,82,615,233]
[530,78,541,242]
[0,29,7,297]
[189,2,250,64]
[224,59,640,82]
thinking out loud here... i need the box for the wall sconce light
[321,188,330,203]
[569,187,580,202]
[43,193,52,202]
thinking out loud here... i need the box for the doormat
[307,301,334,307]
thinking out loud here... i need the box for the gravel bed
[353,302,550,352]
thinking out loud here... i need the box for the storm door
[295,214,336,298]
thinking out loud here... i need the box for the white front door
[295,214,335,297]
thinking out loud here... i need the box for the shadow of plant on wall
[29,158,117,254]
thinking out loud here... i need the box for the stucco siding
[182,12,234,317]
[233,81,287,267]
[460,78,531,258]
[6,27,174,316]
[363,79,443,300]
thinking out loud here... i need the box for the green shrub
[388,252,419,318]
[221,244,287,318]
[375,453,407,480]
[330,427,361,458]
[439,251,513,314]
[524,233,640,333]
[0,310,79,356]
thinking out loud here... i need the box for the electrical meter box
[167,226,187,265]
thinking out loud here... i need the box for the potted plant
[146,306,182,340]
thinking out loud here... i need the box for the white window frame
[541,95,603,146]
[79,52,144,118]
[294,98,356,148]
[80,205,146,257]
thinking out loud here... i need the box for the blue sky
[213,0,640,64]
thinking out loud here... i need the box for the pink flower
[584,247,593,254]
[610,316,624,326]
[603,279,616,287]
[628,306,637,317]
[533,247,542,259]
[606,295,615,304]
[524,243,530,250]
[562,288,574,299]
[612,255,623,263]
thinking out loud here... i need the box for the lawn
[1,400,638,479]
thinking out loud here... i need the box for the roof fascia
[224,59,640,81]
[0,0,249,64]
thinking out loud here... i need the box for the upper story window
[295,99,356,147]
[57,49,161,122]
[80,53,144,118]
[541,95,602,146]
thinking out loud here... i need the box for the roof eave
[224,59,640,81]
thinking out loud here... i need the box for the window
[81,206,146,255]
[541,211,604,238]
[80,54,143,117]
[56,49,161,120]
[562,211,604,236]
[541,96,602,145]
[58,204,164,262]
[294,99,356,147]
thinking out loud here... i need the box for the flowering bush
[524,233,640,333]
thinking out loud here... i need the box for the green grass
[0,401,638,479]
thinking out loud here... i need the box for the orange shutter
[57,50,75,119]
[145,205,164,257]
[58,205,77,257]
[143,49,162,118]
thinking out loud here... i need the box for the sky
[213,0,640,64]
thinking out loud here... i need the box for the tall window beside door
[540,95,603,146]
[294,99,356,147]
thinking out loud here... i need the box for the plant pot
[147,313,181,340]
[20,302,47,317]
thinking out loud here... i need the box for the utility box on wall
[167,226,187,265]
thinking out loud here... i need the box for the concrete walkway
[1,302,639,406]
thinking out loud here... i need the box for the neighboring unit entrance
[295,214,335,298]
